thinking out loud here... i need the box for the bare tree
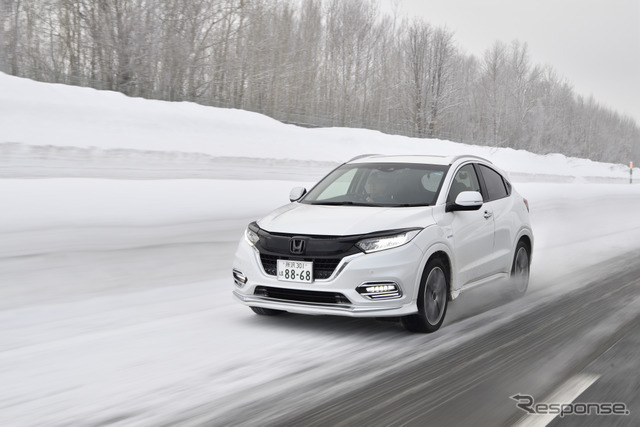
[479,41,509,146]
[0,0,637,164]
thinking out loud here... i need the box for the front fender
[410,225,458,302]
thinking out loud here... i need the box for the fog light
[366,285,395,293]
[357,282,401,300]
[233,269,248,287]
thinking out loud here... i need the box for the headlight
[356,229,421,253]
[244,223,260,246]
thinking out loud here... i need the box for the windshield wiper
[309,201,430,207]
[386,203,430,207]
[309,201,370,206]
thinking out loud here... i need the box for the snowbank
[0,72,635,181]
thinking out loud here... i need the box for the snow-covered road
[1,178,640,425]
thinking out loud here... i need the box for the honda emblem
[290,238,305,254]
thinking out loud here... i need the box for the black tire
[508,240,530,299]
[250,306,284,316]
[402,258,449,333]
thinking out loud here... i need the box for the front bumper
[232,290,411,316]
[231,239,423,317]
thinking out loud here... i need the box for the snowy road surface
[1,177,639,426]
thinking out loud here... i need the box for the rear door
[476,164,514,274]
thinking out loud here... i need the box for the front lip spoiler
[233,291,403,313]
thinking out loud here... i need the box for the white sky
[385,0,640,124]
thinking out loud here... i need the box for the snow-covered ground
[1,72,636,181]
[1,72,640,425]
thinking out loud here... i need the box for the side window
[447,164,481,203]
[478,165,508,201]
[504,179,512,195]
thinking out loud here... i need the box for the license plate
[277,260,313,283]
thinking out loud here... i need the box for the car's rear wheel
[402,258,449,333]
[250,306,284,316]
[508,240,530,298]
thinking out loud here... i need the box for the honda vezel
[232,154,533,332]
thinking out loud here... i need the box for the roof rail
[346,154,380,162]
[344,153,492,165]
[449,154,492,164]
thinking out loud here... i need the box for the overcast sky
[384,0,640,124]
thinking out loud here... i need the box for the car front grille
[260,254,341,280]
[254,286,351,305]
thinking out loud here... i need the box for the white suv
[232,155,533,332]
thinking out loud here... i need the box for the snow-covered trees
[1,0,637,163]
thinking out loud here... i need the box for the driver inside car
[365,171,394,203]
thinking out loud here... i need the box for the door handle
[484,211,493,219]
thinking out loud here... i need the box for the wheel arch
[513,230,533,271]
[421,248,454,302]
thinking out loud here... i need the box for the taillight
[523,198,530,212]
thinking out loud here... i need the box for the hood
[258,202,436,236]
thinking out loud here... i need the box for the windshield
[301,163,449,207]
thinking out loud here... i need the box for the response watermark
[511,394,630,418]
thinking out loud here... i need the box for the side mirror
[446,191,483,212]
[289,187,307,202]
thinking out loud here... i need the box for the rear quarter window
[478,165,509,201]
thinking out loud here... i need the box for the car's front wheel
[402,258,449,333]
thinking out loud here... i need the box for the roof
[346,154,491,166]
